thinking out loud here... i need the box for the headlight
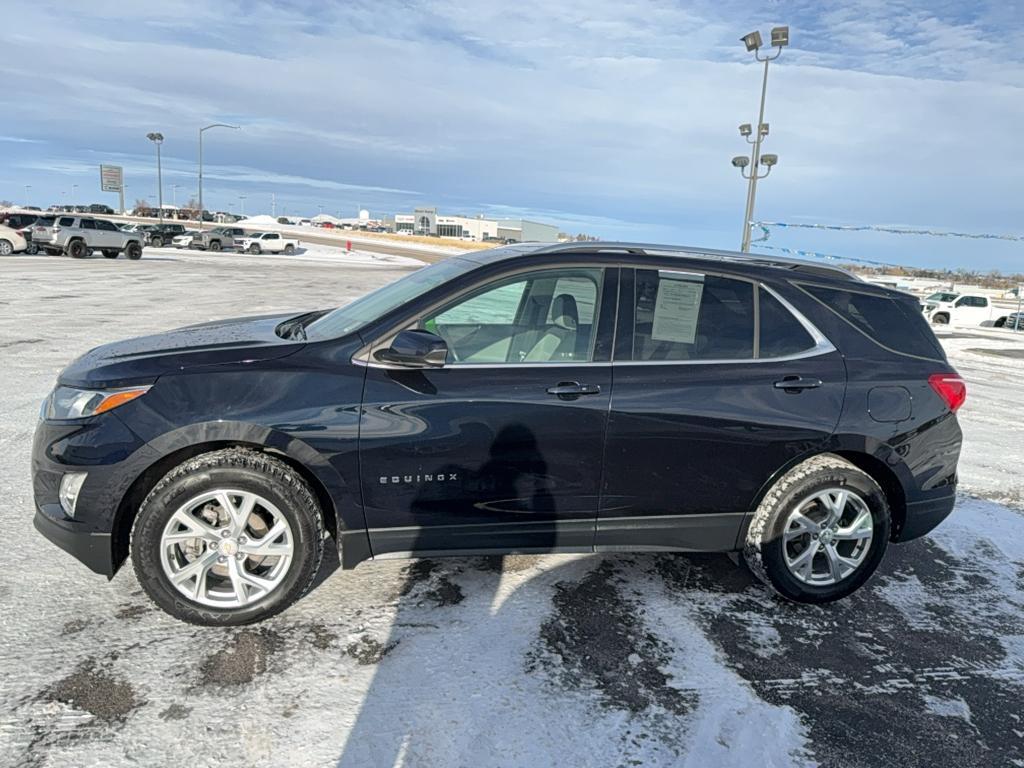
[46,385,150,420]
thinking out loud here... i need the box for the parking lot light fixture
[146,132,165,225]
[733,24,789,252]
[198,123,239,230]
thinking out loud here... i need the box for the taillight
[928,373,966,413]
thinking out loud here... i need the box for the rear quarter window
[802,284,945,360]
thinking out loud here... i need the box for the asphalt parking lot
[1,250,1023,768]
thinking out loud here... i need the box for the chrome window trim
[354,264,836,370]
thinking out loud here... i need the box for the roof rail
[528,241,859,280]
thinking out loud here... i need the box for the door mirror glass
[375,329,448,367]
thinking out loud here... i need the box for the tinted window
[80,219,96,229]
[95,220,117,231]
[758,288,815,358]
[423,268,604,364]
[804,285,944,359]
[633,270,753,361]
[58,217,74,226]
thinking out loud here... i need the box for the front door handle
[774,376,823,392]
[546,381,602,397]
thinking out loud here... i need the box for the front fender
[137,419,365,534]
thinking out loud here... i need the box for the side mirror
[375,329,448,368]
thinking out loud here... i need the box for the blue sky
[1,0,1022,271]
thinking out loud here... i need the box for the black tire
[103,250,119,259]
[125,242,143,260]
[932,313,949,325]
[249,244,261,254]
[131,448,325,626]
[67,239,87,259]
[284,243,295,254]
[209,240,222,252]
[743,454,890,604]
[0,239,13,256]
[151,236,164,248]
[27,242,39,255]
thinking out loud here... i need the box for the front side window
[95,220,117,231]
[420,268,604,364]
[80,219,96,230]
[632,269,754,361]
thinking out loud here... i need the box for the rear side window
[634,269,754,361]
[758,288,815,358]
[80,219,96,229]
[803,285,944,359]
[59,217,74,226]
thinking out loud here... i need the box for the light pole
[146,132,165,224]
[239,195,247,216]
[171,183,179,208]
[71,184,78,207]
[198,123,239,230]
[734,25,788,252]
[24,185,30,205]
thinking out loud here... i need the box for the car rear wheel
[744,454,890,603]
[210,240,222,252]
[126,242,143,260]
[26,242,39,255]
[67,240,87,259]
[151,236,164,248]
[131,448,325,626]
[103,250,118,259]
[284,243,295,254]
[0,239,12,256]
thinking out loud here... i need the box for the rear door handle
[774,376,823,392]
[546,381,602,397]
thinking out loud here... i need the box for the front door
[598,267,846,552]
[358,265,617,557]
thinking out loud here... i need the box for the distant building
[391,206,558,242]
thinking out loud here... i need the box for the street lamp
[24,184,31,205]
[171,183,179,208]
[198,123,239,229]
[146,132,165,224]
[71,184,78,207]
[238,195,247,216]
[733,25,789,252]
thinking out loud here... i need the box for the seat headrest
[551,293,578,331]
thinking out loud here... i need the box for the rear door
[357,265,618,557]
[597,267,846,552]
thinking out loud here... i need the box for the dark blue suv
[31,243,964,625]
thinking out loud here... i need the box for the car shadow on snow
[333,514,1024,767]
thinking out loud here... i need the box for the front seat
[524,293,579,362]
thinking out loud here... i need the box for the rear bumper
[894,487,957,542]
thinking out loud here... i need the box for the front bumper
[32,414,159,577]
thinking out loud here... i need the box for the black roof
[460,241,859,281]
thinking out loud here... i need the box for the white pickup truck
[236,231,299,255]
[922,291,1009,327]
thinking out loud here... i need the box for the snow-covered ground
[147,243,425,269]
[0,253,1022,767]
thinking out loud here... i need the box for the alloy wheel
[159,489,295,608]
[782,487,874,586]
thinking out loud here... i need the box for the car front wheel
[744,453,890,603]
[131,448,325,625]
[249,244,261,254]
[125,242,143,260]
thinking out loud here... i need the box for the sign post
[100,164,125,213]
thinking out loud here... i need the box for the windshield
[304,257,478,341]
[926,292,958,303]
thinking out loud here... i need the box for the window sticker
[651,276,704,344]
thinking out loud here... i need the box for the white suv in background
[38,216,144,259]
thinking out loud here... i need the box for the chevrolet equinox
[31,243,964,625]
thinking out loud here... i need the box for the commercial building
[389,207,559,242]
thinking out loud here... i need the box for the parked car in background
[142,223,187,247]
[171,227,238,251]
[37,216,143,259]
[923,293,1004,327]
[236,231,298,254]
[88,204,115,215]
[0,224,28,255]
[1,212,42,231]
[1004,311,1024,331]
